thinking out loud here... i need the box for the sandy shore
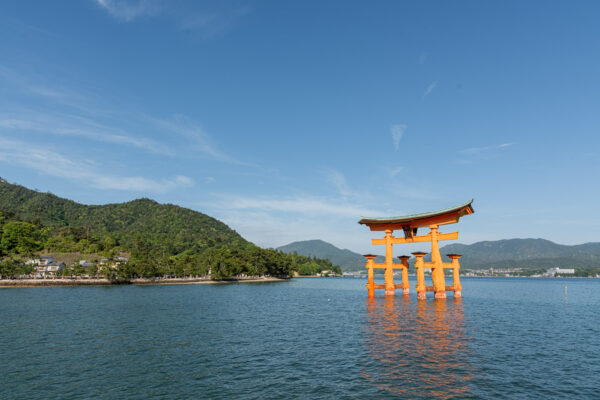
[0,276,289,287]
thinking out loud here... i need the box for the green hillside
[0,178,245,253]
[0,178,340,279]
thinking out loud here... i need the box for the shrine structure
[358,200,474,299]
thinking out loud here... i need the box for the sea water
[1,277,599,399]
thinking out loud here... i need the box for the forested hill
[0,178,246,253]
[0,178,341,278]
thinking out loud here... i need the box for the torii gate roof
[358,199,474,231]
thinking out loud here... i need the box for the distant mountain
[441,238,600,269]
[278,238,600,271]
[277,240,400,271]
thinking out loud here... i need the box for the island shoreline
[0,276,289,288]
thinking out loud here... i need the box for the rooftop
[358,199,474,229]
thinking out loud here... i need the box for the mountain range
[277,238,600,271]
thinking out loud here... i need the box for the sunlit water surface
[1,277,599,399]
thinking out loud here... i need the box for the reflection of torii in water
[358,200,474,299]
[362,296,473,397]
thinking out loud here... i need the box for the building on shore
[546,267,575,276]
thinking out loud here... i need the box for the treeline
[0,210,341,279]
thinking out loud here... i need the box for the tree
[0,221,43,256]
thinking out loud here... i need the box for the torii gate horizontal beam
[371,262,407,269]
[372,231,458,245]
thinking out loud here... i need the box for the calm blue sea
[1,277,599,399]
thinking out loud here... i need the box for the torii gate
[358,200,474,299]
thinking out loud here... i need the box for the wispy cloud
[422,80,437,99]
[460,143,514,155]
[94,0,160,21]
[212,193,383,218]
[211,208,373,251]
[149,115,253,166]
[203,194,392,251]
[0,137,193,192]
[389,166,403,177]
[390,124,407,152]
[0,113,173,155]
[0,66,92,112]
[323,168,350,196]
[180,7,249,37]
[0,66,248,165]
[94,0,249,37]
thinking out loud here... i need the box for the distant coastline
[0,276,289,288]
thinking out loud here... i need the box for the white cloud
[389,166,403,177]
[460,142,514,155]
[211,193,383,218]
[0,114,173,155]
[95,0,160,21]
[94,0,249,37]
[0,66,90,111]
[390,124,407,151]
[0,67,246,164]
[215,209,373,251]
[149,115,252,165]
[422,80,437,99]
[323,168,350,196]
[180,7,249,37]
[0,137,193,193]
[201,194,388,252]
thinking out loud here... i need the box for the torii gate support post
[413,252,427,300]
[447,254,462,298]
[429,225,447,299]
[384,229,395,296]
[398,256,410,295]
[364,254,376,298]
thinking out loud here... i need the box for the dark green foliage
[573,267,600,277]
[0,221,45,255]
[0,179,339,278]
[0,257,34,278]
[0,180,246,252]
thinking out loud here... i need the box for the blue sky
[1,0,599,253]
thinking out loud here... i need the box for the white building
[547,267,575,276]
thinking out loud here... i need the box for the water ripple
[1,278,599,399]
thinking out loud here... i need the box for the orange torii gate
[358,200,474,299]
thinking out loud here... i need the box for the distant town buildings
[26,257,65,277]
[546,267,575,276]
[20,255,130,278]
